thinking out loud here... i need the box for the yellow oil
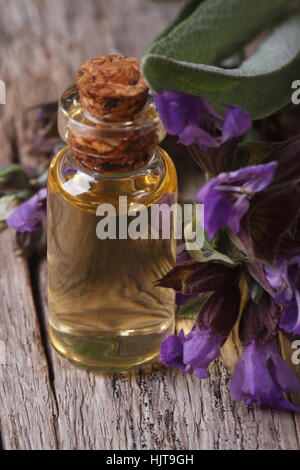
[47,147,177,372]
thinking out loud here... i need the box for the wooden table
[0,0,299,450]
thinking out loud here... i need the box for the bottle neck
[66,146,159,178]
[58,85,165,174]
[68,123,158,174]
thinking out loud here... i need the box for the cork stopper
[77,55,149,122]
[61,56,163,173]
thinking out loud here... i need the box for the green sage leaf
[0,165,29,189]
[142,0,300,118]
[188,232,237,265]
[177,294,210,319]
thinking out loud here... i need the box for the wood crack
[28,253,60,448]
[292,414,300,449]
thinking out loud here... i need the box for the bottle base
[48,320,174,373]
[50,343,160,373]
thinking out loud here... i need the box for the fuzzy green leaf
[188,230,238,265]
[189,239,236,265]
[142,0,300,119]
[177,294,210,318]
[0,165,29,189]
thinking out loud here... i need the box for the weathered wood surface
[0,0,300,450]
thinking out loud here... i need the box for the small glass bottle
[47,57,178,372]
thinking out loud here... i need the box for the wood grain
[0,0,299,450]
[0,118,58,450]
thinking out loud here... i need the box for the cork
[68,126,157,173]
[68,55,157,173]
[77,55,149,122]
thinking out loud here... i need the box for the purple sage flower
[265,256,300,335]
[7,188,47,233]
[155,91,251,151]
[160,330,186,370]
[196,163,277,240]
[160,326,225,379]
[230,340,300,413]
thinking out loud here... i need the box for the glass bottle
[47,84,178,372]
